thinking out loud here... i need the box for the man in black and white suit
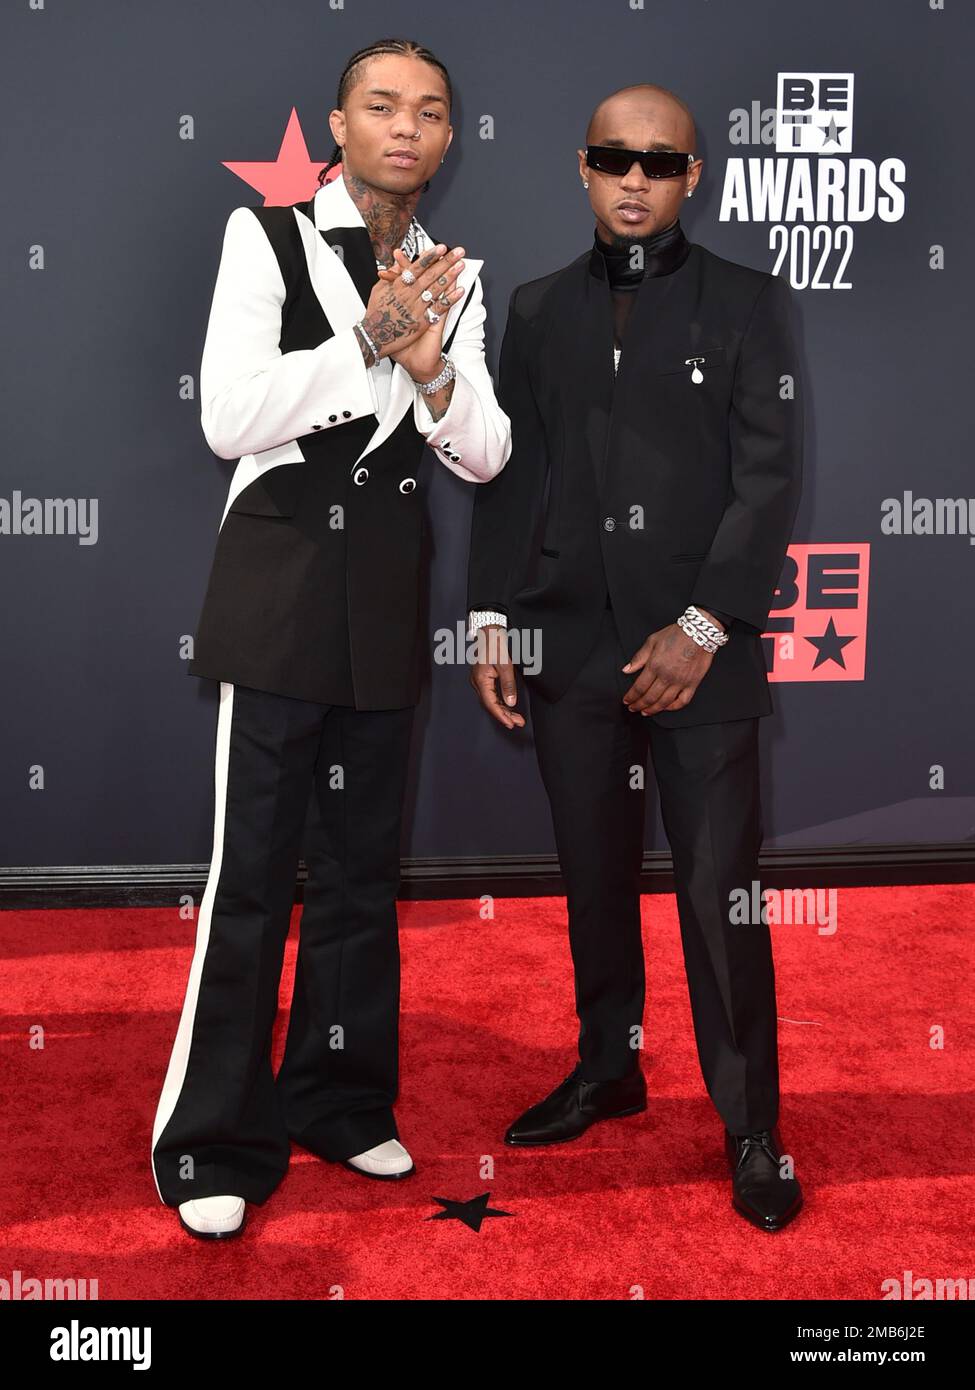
[152,40,510,1240]
[468,84,804,1232]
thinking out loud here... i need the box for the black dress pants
[527,606,779,1136]
[151,681,414,1207]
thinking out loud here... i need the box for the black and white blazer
[188,171,511,709]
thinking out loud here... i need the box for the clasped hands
[365,242,467,384]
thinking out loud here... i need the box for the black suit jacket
[467,236,803,726]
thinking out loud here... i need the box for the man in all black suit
[152,39,510,1241]
[468,84,804,1231]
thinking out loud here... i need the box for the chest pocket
[649,345,728,379]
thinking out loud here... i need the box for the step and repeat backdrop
[3,0,972,873]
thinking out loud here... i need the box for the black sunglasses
[585,146,695,179]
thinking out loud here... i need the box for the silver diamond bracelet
[677,605,730,654]
[418,354,456,396]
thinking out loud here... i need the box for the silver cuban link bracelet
[676,604,730,654]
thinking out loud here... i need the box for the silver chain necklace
[375,216,421,270]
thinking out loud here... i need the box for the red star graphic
[221,107,339,206]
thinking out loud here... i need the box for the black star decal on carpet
[427,1193,514,1232]
[804,616,857,669]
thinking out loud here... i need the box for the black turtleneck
[592,215,689,283]
[590,215,692,349]
[589,217,733,635]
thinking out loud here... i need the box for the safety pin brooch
[684,356,705,384]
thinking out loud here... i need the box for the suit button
[399,478,416,494]
[438,438,451,448]
[312,423,323,430]
[353,467,369,485]
[342,410,351,418]
[328,414,338,423]
[448,452,461,462]
[603,516,616,532]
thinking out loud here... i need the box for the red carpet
[1,884,972,1300]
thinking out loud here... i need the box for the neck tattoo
[344,171,420,267]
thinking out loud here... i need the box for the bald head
[577,82,701,247]
[586,84,696,155]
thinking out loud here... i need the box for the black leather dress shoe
[725,1126,804,1232]
[504,1064,647,1145]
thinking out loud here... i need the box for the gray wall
[2,0,972,873]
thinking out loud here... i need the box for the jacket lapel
[551,258,617,498]
[573,243,700,493]
[319,224,384,306]
[292,174,483,465]
[579,262,618,495]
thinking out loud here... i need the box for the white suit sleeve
[411,273,512,484]
[199,206,378,460]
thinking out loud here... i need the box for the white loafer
[340,1138,415,1180]
[178,1194,246,1239]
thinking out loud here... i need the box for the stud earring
[583,180,589,189]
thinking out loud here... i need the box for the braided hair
[317,37,453,192]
